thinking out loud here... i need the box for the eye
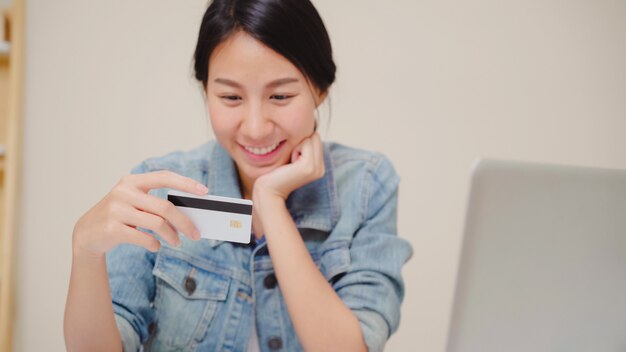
[270,94,293,101]
[219,95,243,106]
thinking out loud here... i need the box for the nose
[240,101,273,140]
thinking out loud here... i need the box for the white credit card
[167,190,253,244]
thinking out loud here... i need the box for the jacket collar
[205,142,340,247]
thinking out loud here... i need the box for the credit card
[167,190,253,244]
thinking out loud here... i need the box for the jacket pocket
[152,249,230,348]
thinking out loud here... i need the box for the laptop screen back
[447,160,626,352]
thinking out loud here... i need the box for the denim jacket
[107,141,413,352]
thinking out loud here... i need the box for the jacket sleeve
[106,162,157,351]
[331,156,413,352]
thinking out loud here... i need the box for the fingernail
[196,183,209,194]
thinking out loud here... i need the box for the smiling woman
[63,1,412,351]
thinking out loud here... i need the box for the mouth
[240,140,286,159]
[243,141,281,155]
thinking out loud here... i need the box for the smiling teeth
[244,142,281,155]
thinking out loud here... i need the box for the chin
[237,163,279,184]
[250,164,281,179]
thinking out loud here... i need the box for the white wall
[17,0,626,351]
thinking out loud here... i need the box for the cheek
[208,103,239,137]
[275,101,316,134]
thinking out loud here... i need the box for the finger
[119,206,181,246]
[296,134,324,178]
[298,137,315,161]
[311,133,325,171]
[291,136,313,163]
[309,132,321,159]
[128,191,200,241]
[291,142,303,162]
[117,225,162,252]
[126,170,209,195]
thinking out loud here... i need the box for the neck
[240,175,254,200]
[238,173,263,238]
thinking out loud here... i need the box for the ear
[315,89,328,108]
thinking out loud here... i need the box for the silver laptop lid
[447,159,626,352]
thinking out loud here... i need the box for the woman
[64,1,412,351]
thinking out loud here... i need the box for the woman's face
[206,31,324,190]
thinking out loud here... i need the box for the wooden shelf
[0,2,24,351]
[0,42,8,64]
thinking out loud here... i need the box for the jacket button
[267,336,283,350]
[184,276,197,295]
[264,273,277,289]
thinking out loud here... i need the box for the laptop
[447,159,626,352]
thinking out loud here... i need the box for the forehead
[207,31,304,83]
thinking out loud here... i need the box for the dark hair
[193,0,336,94]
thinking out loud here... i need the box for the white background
[15,0,626,351]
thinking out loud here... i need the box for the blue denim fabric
[106,141,413,352]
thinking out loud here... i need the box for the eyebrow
[213,77,300,89]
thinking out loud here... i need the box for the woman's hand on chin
[252,133,325,207]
